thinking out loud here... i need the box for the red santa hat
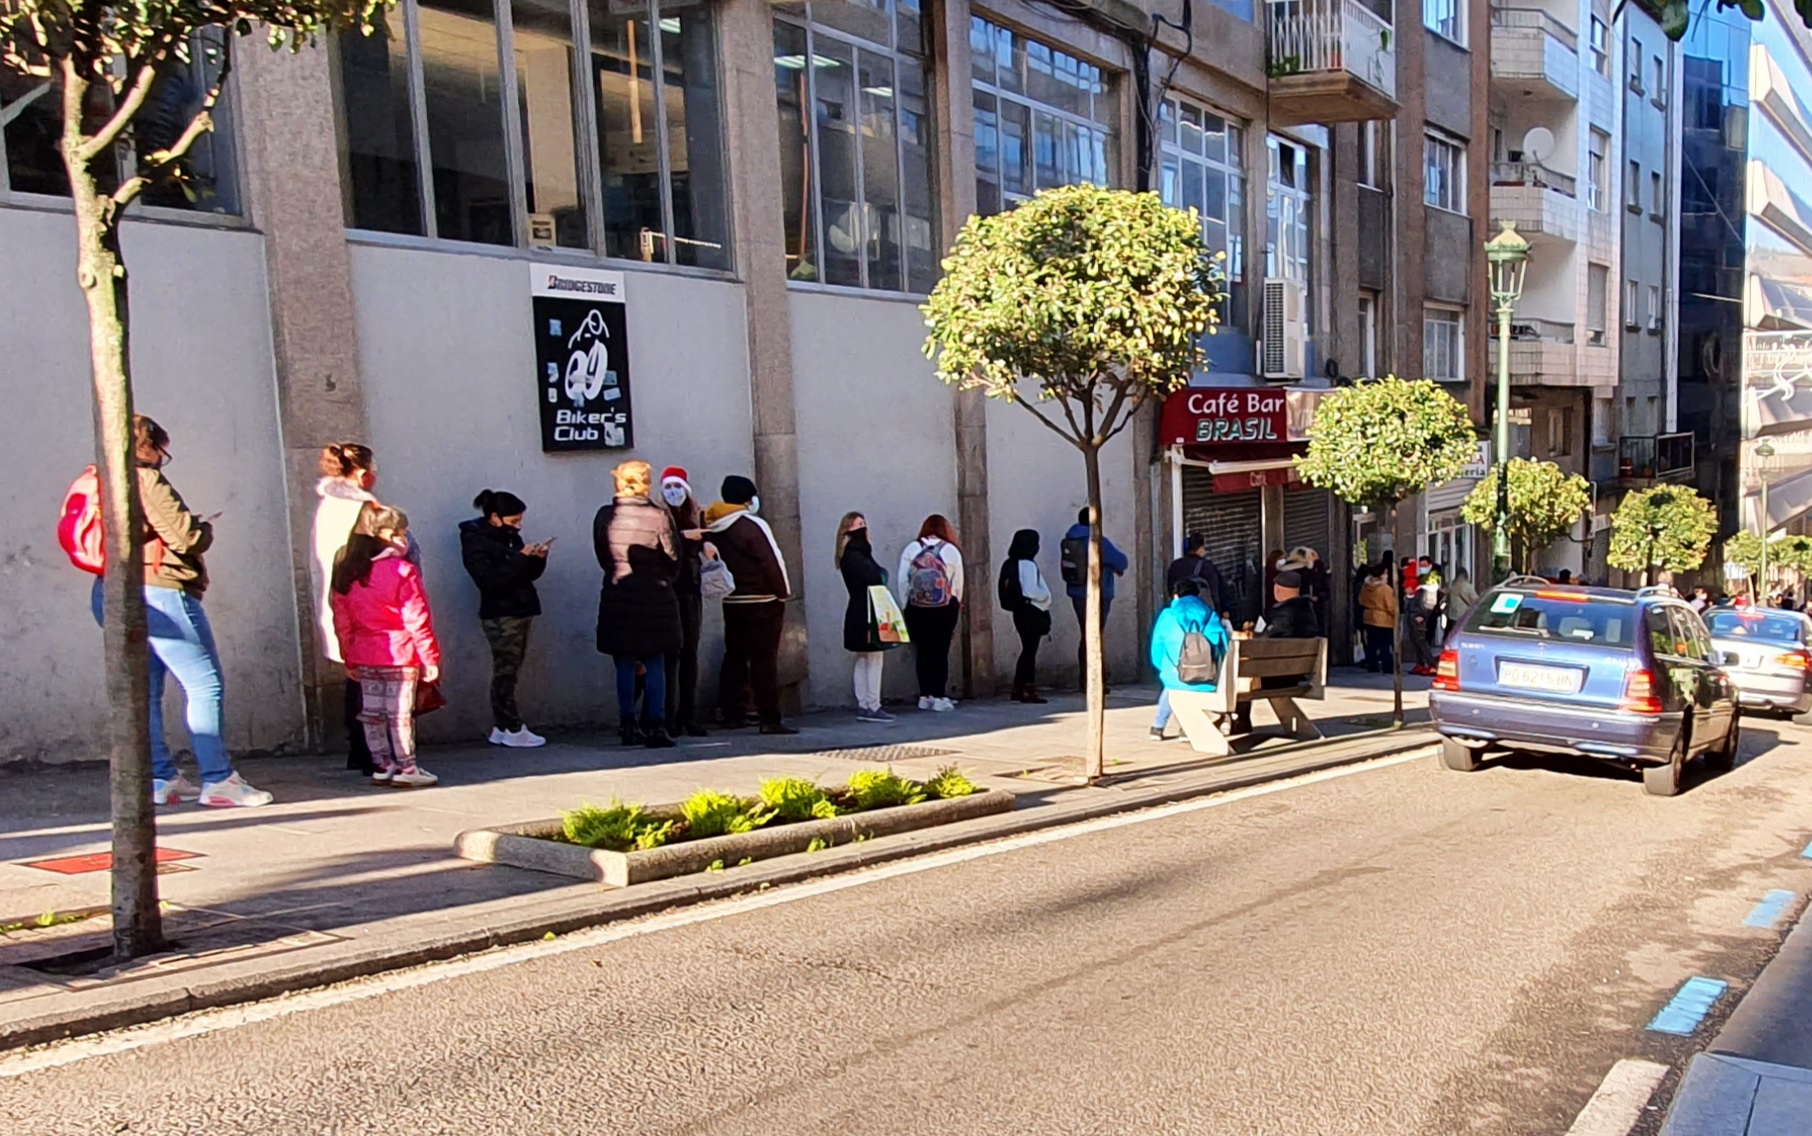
[660,466,691,494]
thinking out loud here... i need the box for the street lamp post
[1485,222,1531,585]
[1757,438,1775,602]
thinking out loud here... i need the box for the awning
[1745,465,1812,531]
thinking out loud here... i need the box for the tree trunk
[1387,501,1404,727]
[62,67,164,960]
[1083,443,1106,782]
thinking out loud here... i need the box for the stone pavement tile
[1660,1055,1760,1136]
[1748,1075,1812,1136]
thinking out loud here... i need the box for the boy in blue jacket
[1149,578,1230,741]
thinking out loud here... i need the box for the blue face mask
[661,485,687,507]
[747,495,761,516]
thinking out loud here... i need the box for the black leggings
[903,600,961,699]
[1013,608,1048,687]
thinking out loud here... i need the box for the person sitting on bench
[1258,568,1321,689]
[1149,578,1230,741]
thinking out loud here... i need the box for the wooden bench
[1163,636,1328,756]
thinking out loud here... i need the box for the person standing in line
[898,515,965,712]
[998,528,1052,704]
[836,511,895,723]
[1149,578,1229,741]
[91,415,274,807]
[313,442,386,775]
[1407,560,1441,674]
[660,467,709,737]
[704,475,797,735]
[1062,508,1129,690]
[1358,565,1397,674]
[594,460,683,749]
[1166,534,1228,620]
[1689,585,1711,613]
[331,506,441,788]
[1447,567,1478,621]
[459,489,549,748]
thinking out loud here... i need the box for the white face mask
[748,495,761,515]
[661,485,687,507]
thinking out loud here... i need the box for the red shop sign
[1161,387,1289,446]
[1211,466,1299,493]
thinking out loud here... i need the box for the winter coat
[1062,523,1129,601]
[668,497,705,596]
[1166,553,1227,615]
[704,508,791,602]
[1262,596,1323,639]
[330,548,442,671]
[138,466,212,595]
[1149,595,1229,693]
[312,478,375,663]
[839,533,887,653]
[1359,578,1398,629]
[593,495,682,657]
[459,518,546,620]
[896,538,965,607]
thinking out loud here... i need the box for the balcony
[1588,443,1619,486]
[1617,433,1696,483]
[1490,7,1581,101]
[1490,318,1580,385]
[1490,161,1586,244]
[1267,0,1400,127]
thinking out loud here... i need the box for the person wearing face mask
[460,489,550,748]
[659,467,710,737]
[703,475,796,734]
[837,511,895,722]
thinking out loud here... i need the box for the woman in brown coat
[1358,565,1399,674]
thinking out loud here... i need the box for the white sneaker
[931,698,957,712]
[197,773,274,808]
[371,770,393,786]
[389,767,439,788]
[152,774,201,805]
[487,727,509,746]
[501,726,546,748]
[918,696,934,711]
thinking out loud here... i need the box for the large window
[1423,0,1464,44]
[1590,17,1609,77]
[1266,136,1310,286]
[1587,130,1609,212]
[1424,305,1463,383]
[971,16,1115,217]
[1423,129,1465,214]
[337,0,728,268]
[1160,97,1246,329]
[2,30,240,214]
[776,1,935,292]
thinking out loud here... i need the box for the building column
[233,44,373,753]
[718,0,810,704]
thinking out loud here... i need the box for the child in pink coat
[331,506,442,787]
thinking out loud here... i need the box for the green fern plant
[846,769,927,810]
[561,800,644,850]
[680,789,774,838]
[758,777,834,823]
[924,765,978,800]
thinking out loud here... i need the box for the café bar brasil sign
[1160,387,1290,446]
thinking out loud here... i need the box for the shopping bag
[699,556,736,602]
[868,585,910,646]
[413,679,447,716]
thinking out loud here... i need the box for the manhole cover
[809,745,958,763]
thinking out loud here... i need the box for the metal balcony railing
[1588,443,1620,485]
[1618,432,1695,480]
[1267,0,1398,99]
[1490,6,1580,50]
[1490,160,1579,197]
[1490,317,1577,343]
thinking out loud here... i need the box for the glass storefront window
[970,16,1114,214]
[1159,95,1246,329]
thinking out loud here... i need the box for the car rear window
[1462,591,1635,647]
[1706,611,1805,643]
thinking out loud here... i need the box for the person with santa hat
[659,465,710,737]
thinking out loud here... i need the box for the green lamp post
[1757,437,1776,600]
[1485,221,1531,584]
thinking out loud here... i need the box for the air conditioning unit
[1260,278,1307,380]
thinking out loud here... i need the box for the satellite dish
[1521,127,1555,165]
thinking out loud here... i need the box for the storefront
[1422,441,1488,581]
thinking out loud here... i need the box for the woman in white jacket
[313,443,382,772]
[997,528,1052,703]
[897,515,965,712]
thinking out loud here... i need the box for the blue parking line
[1744,889,1797,929]
[1647,977,1729,1036]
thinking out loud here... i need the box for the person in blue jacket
[1061,508,1129,690]
[1149,578,1230,741]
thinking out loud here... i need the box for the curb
[0,729,1435,1052]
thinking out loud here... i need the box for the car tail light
[1620,668,1663,714]
[1433,649,1461,691]
[1774,651,1810,670]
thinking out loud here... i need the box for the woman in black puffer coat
[593,460,681,748]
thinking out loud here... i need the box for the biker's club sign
[531,265,633,452]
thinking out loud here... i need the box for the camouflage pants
[481,616,534,731]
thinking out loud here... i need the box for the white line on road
[1565,1059,1670,1136]
[0,746,1432,1079]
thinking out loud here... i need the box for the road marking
[1647,977,1728,1036]
[1564,1059,1669,1136]
[1801,839,1812,860]
[1742,889,1796,929]
[0,746,1432,1079]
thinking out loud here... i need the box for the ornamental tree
[1608,486,1717,586]
[1298,376,1477,724]
[1723,531,1770,588]
[923,185,1223,781]
[1,0,391,959]
[1460,459,1591,574]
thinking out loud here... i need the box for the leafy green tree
[1460,459,1591,574]
[1724,530,1768,581]
[2,0,391,958]
[1652,0,1811,43]
[1298,377,1477,723]
[1607,486,1717,586]
[923,185,1223,781]
[1775,534,1812,578]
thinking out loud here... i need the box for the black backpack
[998,559,1026,612]
[1060,535,1086,587]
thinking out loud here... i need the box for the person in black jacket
[460,490,550,748]
[837,511,895,723]
[659,466,709,737]
[594,461,683,748]
[1261,569,1323,639]
[1166,533,1228,620]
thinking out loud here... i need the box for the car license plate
[1499,662,1582,693]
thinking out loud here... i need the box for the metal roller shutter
[1284,485,1332,560]
[1179,468,1264,623]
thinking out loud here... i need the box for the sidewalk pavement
[1661,908,1812,1134]
[0,670,1432,1048]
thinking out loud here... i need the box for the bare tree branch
[110,40,232,211]
[1098,385,1150,446]
[79,56,159,160]
[1096,382,1134,447]
[1013,394,1087,450]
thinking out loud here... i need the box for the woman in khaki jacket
[1358,566,1398,674]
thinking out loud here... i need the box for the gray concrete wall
[345,243,754,740]
[1425,34,1476,139]
[0,209,304,762]
[1424,207,1476,304]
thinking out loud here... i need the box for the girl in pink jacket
[331,506,442,787]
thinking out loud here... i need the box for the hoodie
[1150,595,1229,692]
[704,505,790,602]
[1062,523,1129,602]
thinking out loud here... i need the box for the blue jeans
[614,654,667,729]
[91,578,234,785]
[1153,688,1172,730]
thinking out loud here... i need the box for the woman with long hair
[314,442,384,773]
[593,460,683,748]
[998,528,1052,704]
[459,489,550,748]
[896,514,965,712]
[837,511,894,722]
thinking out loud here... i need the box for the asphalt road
[7,718,1812,1136]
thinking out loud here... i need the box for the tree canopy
[1659,0,1812,42]
[1297,377,1478,509]
[1460,459,1591,572]
[1607,486,1717,575]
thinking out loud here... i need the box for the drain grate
[808,745,959,764]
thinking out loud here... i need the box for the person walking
[90,415,274,807]
[1062,509,1129,690]
[1166,534,1228,620]
[1358,565,1397,674]
[998,528,1052,704]
[459,489,549,749]
[313,442,384,774]
[660,467,709,737]
[1149,578,1230,740]
[898,515,965,712]
[704,475,796,735]
[594,460,683,748]
[331,505,441,788]
[836,512,895,722]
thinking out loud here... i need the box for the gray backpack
[1177,624,1219,685]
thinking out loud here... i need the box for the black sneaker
[642,727,677,750]
[759,723,800,736]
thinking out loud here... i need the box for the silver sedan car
[1704,607,1812,717]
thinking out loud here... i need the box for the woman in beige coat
[313,443,385,773]
[1358,567,1399,674]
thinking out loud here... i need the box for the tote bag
[868,585,910,647]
